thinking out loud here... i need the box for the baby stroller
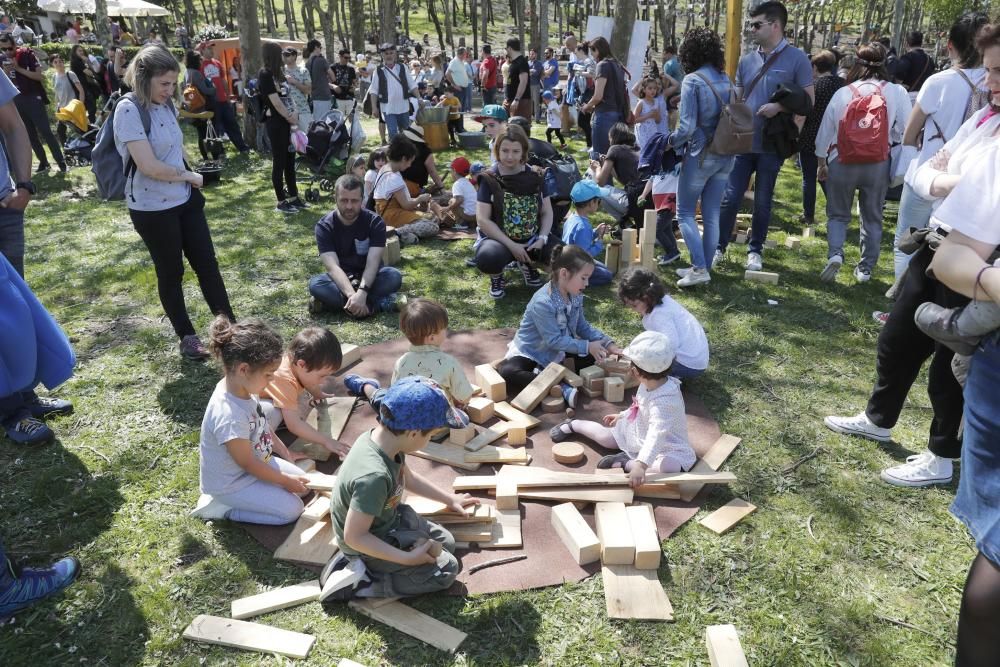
[55,99,99,167]
[297,104,363,203]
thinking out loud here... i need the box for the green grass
[0,116,971,666]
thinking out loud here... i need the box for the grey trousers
[824,158,890,272]
[359,504,458,597]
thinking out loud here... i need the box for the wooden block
[764,238,777,249]
[642,210,657,243]
[274,515,338,566]
[744,269,779,284]
[506,425,526,446]
[549,385,563,397]
[706,624,749,667]
[464,445,530,464]
[605,241,621,275]
[490,507,523,547]
[449,425,476,445]
[551,502,601,565]
[495,478,518,510]
[561,366,584,387]
[620,228,638,269]
[231,580,321,620]
[462,424,509,452]
[541,396,564,412]
[679,435,743,502]
[699,499,757,535]
[785,236,801,249]
[626,505,661,570]
[415,537,444,557]
[469,383,483,397]
[183,615,316,658]
[562,356,576,372]
[340,344,362,370]
[802,225,815,238]
[455,467,630,490]
[493,401,540,429]
[584,376,605,393]
[348,599,467,653]
[582,385,602,398]
[552,441,585,464]
[599,357,631,376]
[295,458,317,473]
[594,502,636,565]
[603,376,625,403]
[384,236,402,265]
[580,365,605,382]
[410,440,482,471]
[735,232,747,244]
[602,564,674,621]
[514,486,635,503]
[304,472,338,492]
[339,659,369,667]
[448,522,496,542]
[466,396,495,424]
[641,471,737,485]
[301,494,331,523]
[474,364,507,402]
[639,239,657,270]
[431,505,495,524]
[510,362,567,413]
[634,484,682,499]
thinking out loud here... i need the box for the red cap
[450,156,471,176]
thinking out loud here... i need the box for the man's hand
[0,188,30,211]
[507,241,531,264]
[344,290,370,317]
[757,102,783,118]
[817,164,829,182]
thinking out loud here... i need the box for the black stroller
[296,105,363,203]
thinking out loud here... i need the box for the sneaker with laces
[180,334,210,360]
[489,274,506,299]
[711,249,724,269]
[376,292,405,313]
[657,252,681,266]
[3,416,54,445]
[676,267,693,278]
[28,396,73,419]
[464,256,478,268]
[677,268,711,287]
[287,197,309,211]
[820,255,843,282]
[880,451,954,487]
[854,266,871,283]
[823,411,892,442]
[872,311,889,326]
[746,252,763,272]
[190,494,232,521]
[343,374,380,398]
[308,296,325,316]
[276,200,297,214]
[0,553,81,619]
[519,263,544,287]
[561,383,578,409]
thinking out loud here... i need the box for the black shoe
[57,163,68,173]
[35,163,50,174]
[28,396,73,419]
[287,197,308,211]
[914,302,980,356]
[549,419,574,442]
[465,257,478,268]
[276,201,297,214]
[596,452,631,469]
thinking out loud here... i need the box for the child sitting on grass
[429,156,477,230]
[561,180,613,286]
[617,267,709,379]
[191,316,311,525]
[327,376,479,598]
[551,330,695,487]
[260,326,351,460]
[363,147,387,204]
[344,298,473,428]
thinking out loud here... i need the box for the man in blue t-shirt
[308,174,403,318]
[715,0,813,273]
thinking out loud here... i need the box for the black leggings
[474,235,560,275]
[265,117,297,202]
[546,128,565,145]
[193,119,208,160]
[129,189,235,339]
[956,552,1000,666]
[498,354,597,397]
[577,110,593,148]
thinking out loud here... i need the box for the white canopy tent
[36,0,170,17]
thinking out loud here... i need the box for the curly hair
[616,266,666,314]
[679,27,726,74]
[207,315,283,371]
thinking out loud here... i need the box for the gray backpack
[91,92,153,201]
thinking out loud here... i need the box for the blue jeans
[670,361,706,379]
[677,152,735,270]
[589,260,614,286]
[0,207,25,277]
[718,151,785,256]
[590,110,622,159]
[308,266,403,314]
[799,150,826,222]
[384,112,411,139]
[211,101,250,153]
[893,182,935,280]
[655,208,679,259]
[483,87,497,106]
[461,84,472,112]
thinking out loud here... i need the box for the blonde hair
[123,44,180,107]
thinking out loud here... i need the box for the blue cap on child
[379,376,459,431]
[570,179,610,204]
[542,89,554,100]
[470,161,485,176]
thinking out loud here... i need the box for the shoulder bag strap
[741,44,787,101]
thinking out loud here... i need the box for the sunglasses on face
[749,20,772,30]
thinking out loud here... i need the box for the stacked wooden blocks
[639,211,658,270]
[579,365,605,398]
[605,240,622,276]
[620,228,638,271]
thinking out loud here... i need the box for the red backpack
[836,81,890,164]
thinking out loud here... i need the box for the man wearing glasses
[331,49,357,116]
[0,35,65,174]
[715,0,813,274]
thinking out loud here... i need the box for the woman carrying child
[551,330,695,487]
[498,244,621,408]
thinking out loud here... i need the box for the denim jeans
[590,110,622,159]
[0,207,25,277]
[483,87,497,106]
[462,84,473,112]
[212,101,250,153]
[14,94,63,167]
[384,112,411,139]
[670,361,706,379]
[677,152,735,270]
[799,150,826,222]
[589,260,614,286]
[308,266,402,313]
[893,182,935,280]
[718,151,785,256]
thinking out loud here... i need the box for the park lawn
[0,116,971,666]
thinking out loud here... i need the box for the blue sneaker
[343,374,380,398]
[375,293,405,313]
[561,383,578,409]
[4,416,54,446]
[28,396,73,419]
[0,555,81,619]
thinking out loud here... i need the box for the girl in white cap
[550,330,695,487]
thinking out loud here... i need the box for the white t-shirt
[373,166,408,200]
[642,296,710,371]
[452,176,477,216]
[915,67,987,166]
[447,57,470,88]
[199,380,275,496]
[364,167,379,203]
[931,132,1000,244]
[546,99,561,129]
[367,63,411,115]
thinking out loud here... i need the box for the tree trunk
[199,0,212,27]
[539,0,548,55]
[301,0,315,38]
[262,0,276,35]
[481,0,488,46]
[428,0,447,49]
[216,0,226,26]
[380,0,395,46]
[184,0,197,38]
[891,0,905,51]
[237,0,263,150]
[318,0,336,55]
[94,0,110,46]
[610,0,636,62]
[444,0,454,49]
[471,0,479,56]
[350,0,365,53]
[283,0,297,39]
[404,0,410,36]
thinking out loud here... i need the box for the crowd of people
[2,5,1000,662]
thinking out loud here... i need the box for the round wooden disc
[541,396,564,412]
[552,441,585,464]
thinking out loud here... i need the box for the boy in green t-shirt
[326,376,479,598]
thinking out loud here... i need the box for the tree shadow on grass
[156,364,221,429]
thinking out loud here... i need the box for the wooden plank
[405,494,494,523]
[466,396,495,424]
[495,478,519,509]
[182,614,316,658]
[454,468,627,490]
[744,269,779,284]
[641,471,737,485]
[410,440,482,471]
[511,363,567,413]
[301,494,331,523]
[462,424,510,452]
[339,659,369,667]
[464,445,530,464]
[594,502,635,565]
[432,505,496,524]
[551,502,601,565]
[679,435,742,502]
[626,505,661,570]
[348,599,467,653]
[602,564,674,621]
[634,484,682,499]
[447,522,496,542]
[289,397,357,460]
[706,624,750,667]
[273,515,338,566]
[230,580,321,620]
[489,507,522,548]
[699,499,757,535]
[514,486,635,503]
[493,401,540,429]
[474,364,507,402]
[294,458,317,473]
[304,472,338,492]
[561,366,584,388]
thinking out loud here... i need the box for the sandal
[596,452,631,469]
[549,419,575,442]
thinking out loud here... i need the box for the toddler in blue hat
[560,180,614,286]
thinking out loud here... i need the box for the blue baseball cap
[379,376,459,431]
[541,89,554,99]
[470,161,485,176]
[570,179,610,204]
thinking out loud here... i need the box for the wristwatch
[15,181,36,195]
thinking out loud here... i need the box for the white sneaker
[711,249,724,269]
[823,412,892,442]
[820,255,843,282]
[746,252,763,272]
[676,267,693,278]
[677,268,711,287]
[854,266,872,283]
[880,451,954,487]
[190,494,232,521]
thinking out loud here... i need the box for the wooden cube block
[506,425,526,446]
[585,376,605,393]
[604,376,625,403]
[384,236,401,265]
[735,232,747,244]
[339,343,362,370]
[551,502,601,565]
[802,226,815,238]
[449,425,476,446]
[580,366,605,383]
[474,364,507,402]
[594,502,636,565]
[582,386,602,398]
[763,239,777,249]
[785,236,801,249]
[466,396,495,424]
[496,478,518,510]
[744,270,779,284]
[626,505,661,570]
